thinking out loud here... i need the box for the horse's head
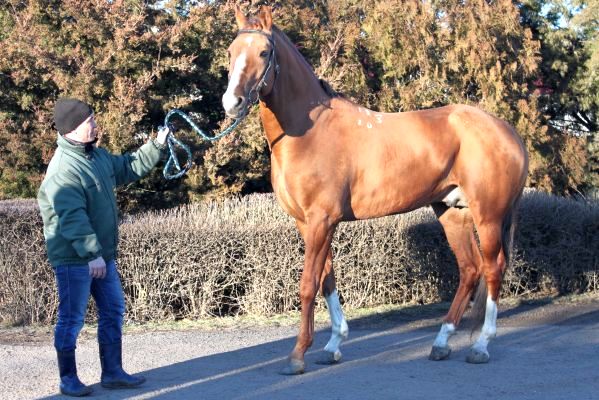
[222,5,277,118]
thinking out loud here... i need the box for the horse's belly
[350,193,426,219]
[349,176,444,219]
[347,133,458,219]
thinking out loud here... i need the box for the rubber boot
[56,350,92,397]
[99,342,146,388]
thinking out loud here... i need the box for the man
[37,98,169,396]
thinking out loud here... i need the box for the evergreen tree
[0,1,595,207]
[518,0,597,194]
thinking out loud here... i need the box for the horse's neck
[259,31,329,147]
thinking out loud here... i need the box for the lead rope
[160,110,244,180]
[161,29,277,180]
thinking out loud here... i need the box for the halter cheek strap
[236,29,279,105]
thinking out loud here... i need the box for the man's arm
[111,128,169,186]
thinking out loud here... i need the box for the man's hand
[89,256,107,279]
[156,126,171,145]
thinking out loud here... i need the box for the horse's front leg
[281,216,336,375]
[317,248,349,364]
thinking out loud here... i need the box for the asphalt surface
[1,298,598,400]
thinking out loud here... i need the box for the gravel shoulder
[1,294,598,400]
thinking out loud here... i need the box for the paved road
[1,299,598,400]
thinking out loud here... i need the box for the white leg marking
[324,289,348,361]
[222,52,247,114]
[472,296,497,355]
[433,323,456,348]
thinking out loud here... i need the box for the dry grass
[0,190,597,326]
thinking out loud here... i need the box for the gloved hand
[156,125,171,145]
[89,256,107,279]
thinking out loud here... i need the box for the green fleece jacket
[37,135,164,267]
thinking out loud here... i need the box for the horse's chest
[271,165,305,221]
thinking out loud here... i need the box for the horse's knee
[460,260,479,280]
[299,281,318,304]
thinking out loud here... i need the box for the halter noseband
[236,29,279,108]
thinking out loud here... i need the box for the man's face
[66,114,97,143]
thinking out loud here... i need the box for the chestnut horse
[223,6,528,375]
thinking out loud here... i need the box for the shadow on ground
[36,299,599,400]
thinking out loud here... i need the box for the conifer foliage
[0,1,595,210]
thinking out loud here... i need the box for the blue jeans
[53,259,125,352]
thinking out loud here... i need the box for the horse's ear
[258,5,273,31]
[234,5,247,28]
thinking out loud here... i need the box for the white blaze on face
[222,52,247,115]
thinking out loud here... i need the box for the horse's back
[321,102,527,220]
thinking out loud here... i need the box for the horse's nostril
[223,92,246,116]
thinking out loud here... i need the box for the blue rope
[160,109,243,180]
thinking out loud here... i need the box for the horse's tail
[470,189,522,333]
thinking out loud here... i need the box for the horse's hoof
[466,349,490,364]
[429,346,451,361]
[315,350,342,365]
[279,358,305,375]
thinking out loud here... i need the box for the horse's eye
[260,50,269,58]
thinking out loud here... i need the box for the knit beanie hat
[53,98,93,135]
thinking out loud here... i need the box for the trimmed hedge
[0,190,597,325]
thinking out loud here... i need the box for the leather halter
[236,29,279,107]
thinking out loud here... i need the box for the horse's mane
[271,26,342,98]
[318,79,341,98]
[242,20,342,99]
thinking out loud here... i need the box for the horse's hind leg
[316,249,349,364]
[465,220,505,364]
[429,204,482,361]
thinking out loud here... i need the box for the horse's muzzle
[222,92,247,119]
